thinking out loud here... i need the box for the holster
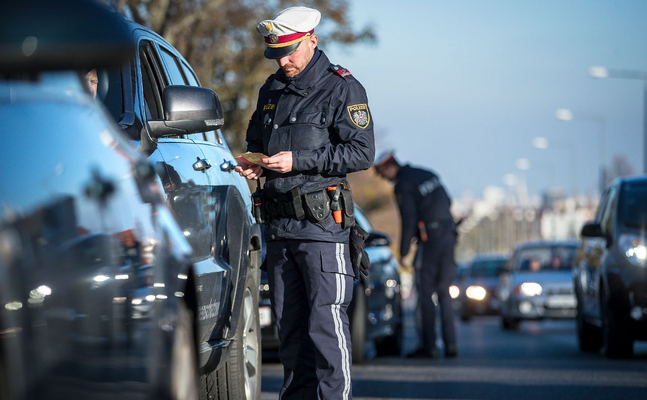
[303,190,331,222]
[339,179,355,229]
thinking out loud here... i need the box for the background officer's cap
[257,6,321,59]
[374,150,397,171]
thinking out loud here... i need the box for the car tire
[601,289,633,359]
[375,306,403,357]
[170,300,199,400]
[201,274,262,400]
[576,297,602,353]
[350,283,367,364]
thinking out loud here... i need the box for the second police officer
[374,151,458,359]
[235,6,375,400]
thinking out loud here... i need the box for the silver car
[498,240,578,330]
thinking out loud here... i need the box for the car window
[159,47,188,85]
[514,246,577,272]
[181,61,200,86]
[94,67,123,121]
[595,188,609,223]
[618,181,647,229]
[139,42,165,120]
[470,259,507,278]
[600,185,618,236]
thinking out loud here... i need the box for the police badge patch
[347,104,370,129]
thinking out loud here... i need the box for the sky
[324,0,647,200]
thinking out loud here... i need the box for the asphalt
[260,286,647,400]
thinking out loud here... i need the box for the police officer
[374,151,457,358]
[235,6,374,400]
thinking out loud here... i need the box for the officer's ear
[308,34,318,49]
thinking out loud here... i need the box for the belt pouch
[303,190,331,222]
[340,181,355,229]
[290,187,306,221]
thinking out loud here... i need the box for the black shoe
[406,347,438,359]
[445,343,457,358]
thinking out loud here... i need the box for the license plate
[546,295,576,309]
[259,306,272,327]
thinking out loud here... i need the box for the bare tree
[101,0,375,152]
[605,154,636,185]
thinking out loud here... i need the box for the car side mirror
[365,231,390,247]
[147,85,224,138]
[581,222,603,238]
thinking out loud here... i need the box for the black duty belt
[253,180,355,229]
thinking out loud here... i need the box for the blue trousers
[267,240,354,400]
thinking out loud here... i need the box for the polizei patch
[347,104,370,129]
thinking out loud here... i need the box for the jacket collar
[267,51,331,96]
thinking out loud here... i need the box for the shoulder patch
[331,65,352,78]
[347,103,370,129]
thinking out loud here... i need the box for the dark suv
[0,2,262,399]
[573,176,647,358]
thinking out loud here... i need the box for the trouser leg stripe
[331,243,351,400]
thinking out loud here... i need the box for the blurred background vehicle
[0,1,262,399]
[573,175,647,358]
[498,240,578,330]
[457,253,509,321]
[259,206,403,364]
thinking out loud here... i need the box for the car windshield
[470,259,507,278]
[619,181,647,229]
[515,246,576,272]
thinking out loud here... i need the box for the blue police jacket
[394,165,454,257]
[246,51,375,242]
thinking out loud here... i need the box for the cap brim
[264,43,300,59]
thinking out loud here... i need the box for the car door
[133,36,235,350]
[155,42,255,340]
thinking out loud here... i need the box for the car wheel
[375,306,403,357]
[576,296,602,353]
[350,284,367,364]
[170,300,199,400]
[601,288,633,359]
[201,274,261,400]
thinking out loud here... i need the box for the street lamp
[555,108,606,193]
[589,66,647,173]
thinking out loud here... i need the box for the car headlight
[449,285,460,299]
[465,285,486,300]
[619,234,647,267]
[520,282,542,297]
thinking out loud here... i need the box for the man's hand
[261,151,293,173]
[234,162,263,180]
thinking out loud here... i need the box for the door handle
[193,157,211,172]
[220,160,236,173]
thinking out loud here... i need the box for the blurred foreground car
[573,176,647,358]
[499,240,578,330]
[259,207,403,364]
[458,254,508,321]
[0,1,262,399]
